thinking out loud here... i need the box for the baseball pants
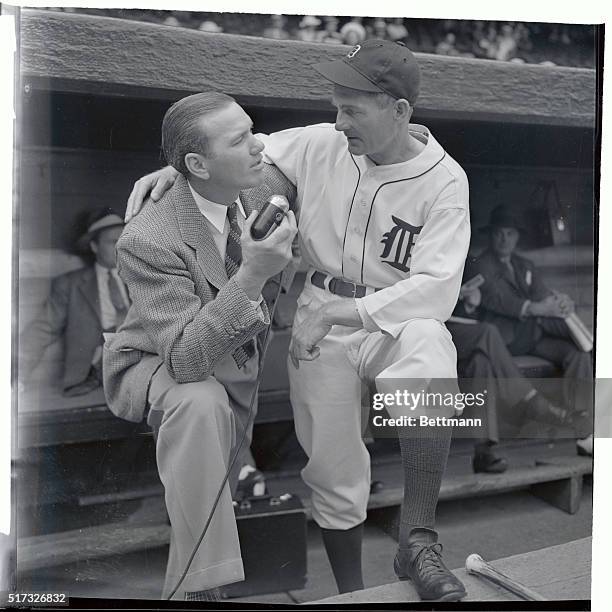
[146,352,259,599]
[289,279,458,531]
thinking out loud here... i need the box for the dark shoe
[523,394,570,427]
[576,434,593,456]
[569,410,593,440]
[472,450,508,474]
[234,467,266,501]
[370,480,385,494]
[394,528,466,601]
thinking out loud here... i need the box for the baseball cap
[312,38,421,105]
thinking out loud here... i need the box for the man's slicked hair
[162,92,236,176]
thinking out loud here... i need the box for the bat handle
[466,554,546,601]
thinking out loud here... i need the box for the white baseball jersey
[259,123,471,338]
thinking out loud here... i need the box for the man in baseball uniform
[127,40,469,602]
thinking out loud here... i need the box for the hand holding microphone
[250,195,291,240]
[235,196,296,300]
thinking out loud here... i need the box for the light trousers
[289,281,458,530]
[147,352,258,599]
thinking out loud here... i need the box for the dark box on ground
[222,494,307,598]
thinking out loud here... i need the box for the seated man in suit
[20,208,128,396]
[103,92,297,601]
[449,272,584,473]
[469,205,593,453]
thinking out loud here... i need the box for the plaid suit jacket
[103,164,297,422]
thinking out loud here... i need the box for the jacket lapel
[489,253,519,292]
[174,175,228,290]
[512,256,530,297]
[77,266,102,324]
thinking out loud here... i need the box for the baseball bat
[465,553,546,601]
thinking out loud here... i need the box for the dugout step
[266,439,592,516]
[313,537,591,603]
[16,441,591,572]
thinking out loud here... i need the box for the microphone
[250,195,290,241]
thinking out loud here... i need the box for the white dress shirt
[187,182,265,317]
[96,263,130,331]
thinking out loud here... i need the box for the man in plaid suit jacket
[103,93,297,601]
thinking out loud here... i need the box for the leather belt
[310,270,378,298]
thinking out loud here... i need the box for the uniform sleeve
[357,201,471,337]
[118,234,268,383]
[257,126,313,186]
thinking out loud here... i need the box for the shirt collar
[352,124,446,180]
[95,262,117,277]
[187,181,245,233]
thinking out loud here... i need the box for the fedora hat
[77,209,124,251]
[479,205,527,233]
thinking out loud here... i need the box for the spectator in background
[340,16,367,46]
[470,21,488,58]
[387,17,409,43]
[413,19,436,53]
[470,205,593,453]
[449,276,588,472]
[435,32,461,56]
[199,19,223,33]
[478,24,499,59]
[494,24,518,61]
[514,22,533,55]
[297,15,322,42]
[371,18,389,40]
[316,16,343,44]
[163,15,181,27]
[263,14,290,40]
[550,24,572,45]
[19,208,128,396]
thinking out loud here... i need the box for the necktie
[224,203,255,367]
[107,270,129,329]
[225,202,242,278]
[501,258,516,284]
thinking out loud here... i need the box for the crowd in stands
[48,8,595,68]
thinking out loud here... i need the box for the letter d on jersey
[380,215,423,273]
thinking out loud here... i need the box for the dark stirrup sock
[321,522,365,593]
[397,424,453,551]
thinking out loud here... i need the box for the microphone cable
[166,278,284,600]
